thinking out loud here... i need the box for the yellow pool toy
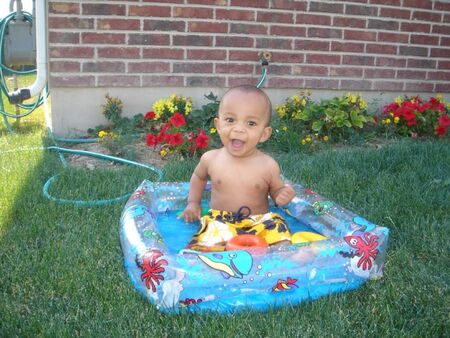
[292,231,328,244]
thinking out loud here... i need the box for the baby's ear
[213,117,219,130]
[259,126,272,143]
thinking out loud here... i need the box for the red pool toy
[226,234,269,256]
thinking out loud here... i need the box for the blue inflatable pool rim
[119,180,389,313]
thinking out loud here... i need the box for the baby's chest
[209,167,269,192]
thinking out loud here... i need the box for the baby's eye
[225,117,234,123]
[248,121,257,127]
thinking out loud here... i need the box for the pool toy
[225,234,269,256]
[120,180,389,313]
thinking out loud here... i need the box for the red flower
[438,114,450,127]
[165,132,183,146]
[144,111,156,120]
[195,130,209,149]
[436,125,447,137]
[170,112,186,128]
[146,133,159,147]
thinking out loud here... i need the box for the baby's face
[215,90,272,158]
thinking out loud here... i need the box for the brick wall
[47,0,450,94]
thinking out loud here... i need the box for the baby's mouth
[231,139,245,150]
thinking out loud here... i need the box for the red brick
[173,62,213,73]
[129,5,171,17]
[98,19,140,31]
[306,78,339,89]
[82,33,125,45]
[230,0,269,8]
[397,70,427,79]
[129,34,170,46]
[83,61,125,73]
[256,38,292,50]
[187,0,226,5]
[441,37,450,46]
[292,65,328,76]
[144,20,186,32]
[432,25,450,35]
[143,0,183,3]
[443,14,450,23]
[49,75,95,87]
[173,35,213,46]
[49,32,79,44]
[434,82,450,92]
[296,40,329,51]
[366,44,397,55]
[407,59,437,68]
[403,0,432,10]
[49,2,80,14]
[82,4,125,15]
[142,76,184,87]
[273,52,304,63]
[229,77,260,87]
[128,62,170,73]
[232,23,268,35]
[376,57,407,68]
[333,17,366,29]
[306,54,340,65]
[412,11,442,22]
[344,30,376,41]
[371,0,400,5]
[364,68,396,78]
[49,17,94,30]
[404,82,434,92]
[434,1,450,11]
[379,8,411,20]
[188,76,226,87]
[268,77,304,88]
[427,71,450,81]
[438,60,450,69]
[187,49,226,60]
[296,14,331,26]
[399,46,428,57]
[410,34,440,46]
[270,25,305,37]
[257,11,293,23]
[229,50,259,61]
[372,81,404,91]
[378,32,409,44]
[310,2,344,14]
[401,22,430,33]
[98,47,140,59]
[329,67,363,78]
[308,27,342,39]
[431,48,450,58]
[50,47,94,58]
[340,79,372,90]
[256,64,291,75]
[144,48,184,59]
[215,64,254,74]
[330,41,364,53]
[174,7,213,18]
[216,36,254,48]
[271,0,306,11]
[216,9,255,21]
[345,4,378,16]
[49,61,81,73]
[189,22,228,33]
[342,55,374,66]
[98,75,140,87]
[368,19,399,31]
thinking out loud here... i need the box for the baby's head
[218,85,272,126]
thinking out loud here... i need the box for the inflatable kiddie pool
[120,180,389,313]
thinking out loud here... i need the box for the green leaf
[312,120,324,131]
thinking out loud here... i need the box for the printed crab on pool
[120,180,389,313]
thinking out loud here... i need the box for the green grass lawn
[0,108,449,336]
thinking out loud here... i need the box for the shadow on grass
[0,137,449,336]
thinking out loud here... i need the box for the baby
[179,85,295,251]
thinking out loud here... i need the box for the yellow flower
[301,98,307,106]
[347,93,357,104]
[185,100,192,115]
[358,96,367,109]
[394,116,400,124]
[160,148,168,158]
[301,139,306,145]
[276,105,287,119]
[282,126,288,131]
[395,96,402,105]
[323,135,329,142]
[210,127,216,134]
[305,136,312,143]
[436,94,443,103]
[314,133,319,137]
[98,130,107,138]
[382,118,391,125]
[292,95,300,104]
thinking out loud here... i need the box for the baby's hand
[178,202,201,223]
[274,183,295,206]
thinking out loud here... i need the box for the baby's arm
[178,152,210,222]
[268,159,295,206]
